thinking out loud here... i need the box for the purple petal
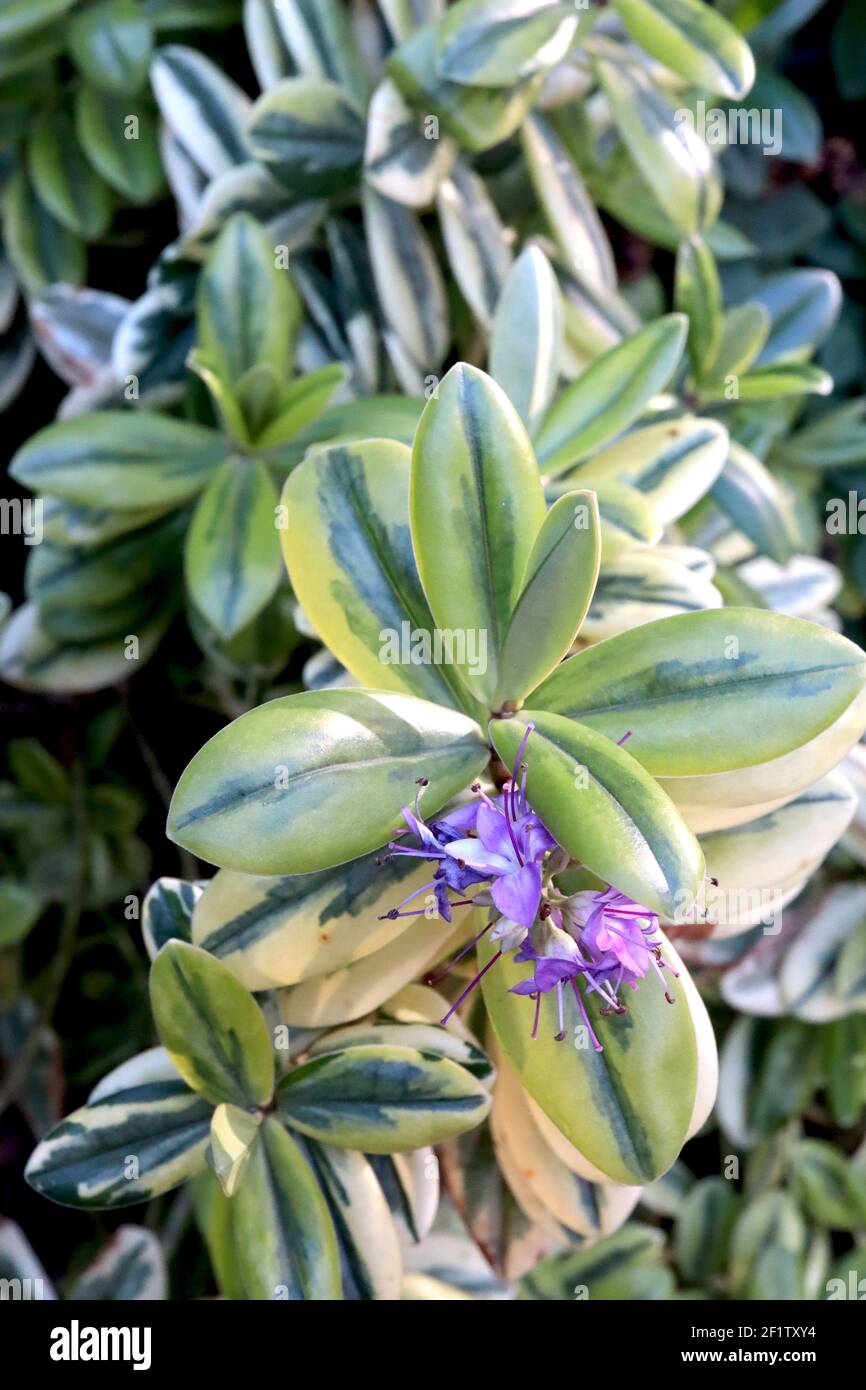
[491,862,542,927]
[444,838,511,876]
[475,802,514,858]
[434,802,479,836]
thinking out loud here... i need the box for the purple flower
[510,889,679,1049]
[380,724,554,928]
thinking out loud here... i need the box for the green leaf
[791,1140,866,1232]
[436,159,512,329]
[674,1178,739,1284]
[149,940,274,1108]
[150,45,250,179]
[436,0,578,87]
[481,931,699,1185]
[253,364,344,448]
[141,877,200,961]
[710,440,794,564]
[69,0,153,92]
[751,269,841,364]
[208,1103,260,1197]
[410,362,546,705]
[10,412,225,509]
[730,1193,806,1300]
[0,880,43,947]
[69,1225,166,1301]
[521,112,615,293]
[245,78,365,196]
[191,851,437,990]
[699,772,856,924]
[489,245,562,432]
[592,480,661,558]
[28,107,113,241]
[26,512,185,615]
[24,1080,211,1209]
[533,315,688,476]
[703,302,770,381]
[277,911,476,1029]
[230,1117,341,1300]
[490,711,704,916]
[564,417,727,527]
[675,235,722,380]
[167,688,489,875]
[304,1142,403,1301]
[595,57,721,235]
[518,1224,671,1299]
[774,399,866,469]
[310,1020,493,1084]
[277,1043,491,1151]
[729,363,833,401]
[496,491,601,704]
[0,601,170,695]
[197,213,300,392]
[363,184,450,383]
[388,21,544,152]
[2,171,86,296]
[613,0,755,99]
[185,458,282,641]
[0,0,73,42]
[75,82,164,204]
[580,546,722,644]
[270,0,368,102]
[531,608,866,777]
[363,76,456,208]
[282,437,480,716]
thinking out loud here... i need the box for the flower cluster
[381,727,679,1049]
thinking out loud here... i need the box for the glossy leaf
[436,159,513,329]
[388,22,544,152]
[167,688,489,875]
[141,876,200,960]
[437,0,578,87]
[364,77,456,208]
[496,490,601,703]
[230,1117,341,1300]
[410,362,546,704]
[566,417,728,526]
[191,851,435,990]
[278,1044,491,1152]
[245,78,365,196]
[481,931,699,1185]
[363,184,449,383]
[185,457,282,640]
[197,213,300,393]
[594,57,721,235]
[489,246,562,432]
[150,45,250,179]
[69,0,152,92]
[533,316,688,475]
[521,112,615,293]
[11,412,224,510]
[675,235,722,380]
[24,1080,211,1209]
[305,1141,403,1301]
[531,608,866,777]
[490,711,704,916]
[28,108,113,240]
[282,438,479,715]
[149,940,274,1108]
[614,0,754,99]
